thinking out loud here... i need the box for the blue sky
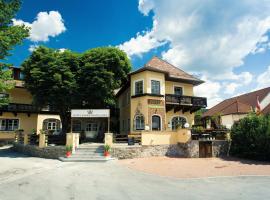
[6,0,270,107]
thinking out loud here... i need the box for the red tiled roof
[203,87,270,117]
[262,104,270,114]
[129,56,204,86]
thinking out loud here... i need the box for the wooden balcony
[165,94,207,113]
[0,103,59,114]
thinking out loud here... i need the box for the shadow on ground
[0,146,27,158]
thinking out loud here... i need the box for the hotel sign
[71,109,110,118]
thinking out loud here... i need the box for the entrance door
[199,141,212,158]
[85,122,98,139]
[152,115,161,131]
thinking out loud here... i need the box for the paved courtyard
[119,156,270,178]
[0,146,270,200]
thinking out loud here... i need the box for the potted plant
[66,145,73,157]
[104,144,111,157]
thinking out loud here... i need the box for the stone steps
[59,144,114,162]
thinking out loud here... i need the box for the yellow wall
[118,87,131,134]
[36,114,61,134]
[8,87,33,104]
[117,70,197,136]
[141,129,191,145]
[166,110,194,129]
[165,81,194,96]
[0,113,38,140]
[130,71,166,95]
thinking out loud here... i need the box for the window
[72,120,81,132]
[0,119,19,131]
[174,87,183,96]
[42,119,61,131]
[171,116,187,130]
[134,115,145,130]
[151,80,160,94]
[47,122,57,130]
[86,122,98,131]
[135,80,143,95]
[152,115,161,131]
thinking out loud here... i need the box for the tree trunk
[60,111,70,135]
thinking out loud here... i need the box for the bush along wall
[230,113,270,161]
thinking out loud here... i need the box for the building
[1,57,208,146]
[116,56,207,144]
[203,87,270,129]
[0,67,61,142]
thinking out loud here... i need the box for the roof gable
[130,56,204,85]
[203,87,270,117]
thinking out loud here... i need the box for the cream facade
[116,57,207,145]
[0,75,61,141]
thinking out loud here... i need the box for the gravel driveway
[1,146,270,200]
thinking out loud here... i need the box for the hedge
[230,113,270,161]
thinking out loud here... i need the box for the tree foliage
[0,0,29,105]
[79,47,131,107]
[230,113,270,161]
[22,46,80,134]
[22,46,131,134]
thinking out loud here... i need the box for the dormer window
[135,80,143,95]
[151,80,160,95]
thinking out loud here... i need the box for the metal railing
[165,94,207,107]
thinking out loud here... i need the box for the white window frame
[134,79,144,95]
[151,80,161,95]
[151,114,162,131]
[47,121,57,130]
[0,118,19,131]
[170,116,187,130]
[134,115,145,131]
[173,85,184,95]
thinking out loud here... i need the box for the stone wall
[13,143,66,159]
[212,140,229,157]
[112,140,229,159]
[178,140,200,158]
[111,144,185,159]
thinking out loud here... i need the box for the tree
[79,47,131,108]
[0,0,29,105]
[22,46,131,134]
[22,46,80,134]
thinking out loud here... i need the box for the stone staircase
[59,144,114,162]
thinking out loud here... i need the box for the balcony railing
[165,94,207,107]
[0,103,59,113]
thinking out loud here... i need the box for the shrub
[230,113,270,161]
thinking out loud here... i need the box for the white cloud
[138,0,154,16]
[224,83,240,95]
[118,27,165,57]
[13,11,66,42]
[120,0,270,77]
[28,44,39,52]
[256,66,270,89]
[117,0,270,107]
[194,78,222,108]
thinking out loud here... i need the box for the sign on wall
[71,109,110,118]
